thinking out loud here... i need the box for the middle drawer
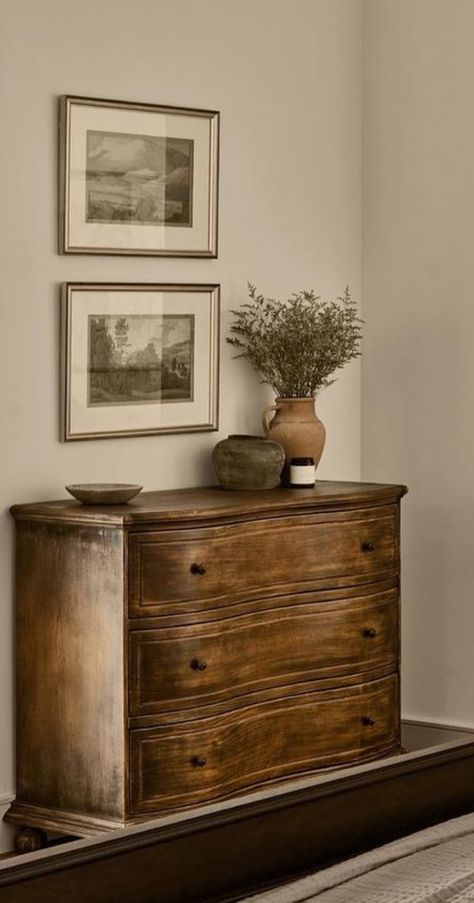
[129,588,398,718]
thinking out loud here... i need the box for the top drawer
[129,508,398,618]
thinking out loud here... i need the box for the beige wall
[0,0,362,849]
[362,0,474,726]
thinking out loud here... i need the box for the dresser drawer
[130,675,398,814]
[129,509,397,617]
[129,588,398,717]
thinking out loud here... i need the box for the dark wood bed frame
[1,722,474,903]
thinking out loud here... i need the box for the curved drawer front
[130,675,398,814]
[129,589,398,717]
[129,509,397,617]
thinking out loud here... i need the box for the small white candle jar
[289,457,316,488]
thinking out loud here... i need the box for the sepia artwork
[61,283,220,441]
[88,314,194,406]
[85,131,194,226]
[59,96,219,256]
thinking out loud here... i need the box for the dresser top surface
[11,481,407,527]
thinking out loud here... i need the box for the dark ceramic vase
[212,434,285,491]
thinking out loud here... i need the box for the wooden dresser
[7,481,406,838]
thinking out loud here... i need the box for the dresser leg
[14,826,48,854]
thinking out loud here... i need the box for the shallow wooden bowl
[65,483,143,505]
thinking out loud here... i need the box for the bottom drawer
[130,674,398,815]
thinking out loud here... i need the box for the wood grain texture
[10,481,408,527]
[13,521,126,821]
[129,509,397,616]
[129,588,398,717]
[130,676,398,814]
[126,578,399,632]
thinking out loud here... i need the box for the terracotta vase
[261,398,326,475]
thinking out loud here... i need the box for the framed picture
[59,95,219,257]
[60,283,220,441]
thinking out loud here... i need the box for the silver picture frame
[60,283,220,441]
[59,95,220,257]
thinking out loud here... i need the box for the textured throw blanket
[242,812,474,902]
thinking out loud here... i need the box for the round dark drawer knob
[190,562,207,575]
[363,627,377,638]
[191,755,207,767]
[191,658,208,672]
[362,715,376,727]
[362,541,375,552]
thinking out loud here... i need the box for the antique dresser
[7,481,406,839]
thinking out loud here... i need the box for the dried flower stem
[227,284,363,398]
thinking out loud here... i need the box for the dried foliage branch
[227,284,363,398]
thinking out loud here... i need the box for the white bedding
[241,812,474,902]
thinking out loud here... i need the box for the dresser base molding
[5,802,124,838]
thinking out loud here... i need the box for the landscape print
[88,314,194,406]
[85,130,193,226]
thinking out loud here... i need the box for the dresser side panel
[14,520,126,820]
